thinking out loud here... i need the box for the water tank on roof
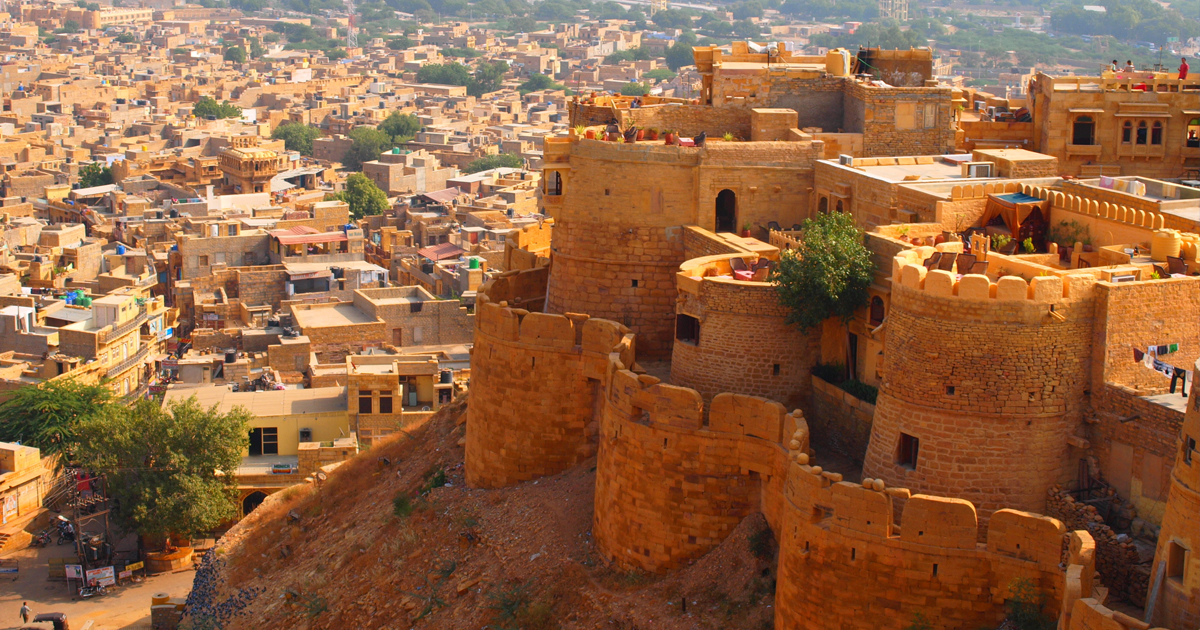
[116,243,126,255]
[224,349,237,364]
[440,369,453,384]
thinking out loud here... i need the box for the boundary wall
[464,266,635,488]
[864,253,1097,526]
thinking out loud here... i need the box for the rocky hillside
[195,395,779,629]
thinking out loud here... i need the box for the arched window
[242,491,268,516]
[1072,116,1095,145]
[836,199,844,213]
[1122,120,1133,144]
[1152,121,1163,145]
[1137,120,1148,145]
[715,189,737,233]
[818,197,828,214]
[869,296,885,326]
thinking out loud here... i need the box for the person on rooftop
[1180,57,1190,80]
[1124,60,1135,72]
[1109,59,1119,72]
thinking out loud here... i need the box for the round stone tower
[862,259,1092,525]
[1149,358,1200,628]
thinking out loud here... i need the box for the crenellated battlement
[892,250,1086,304]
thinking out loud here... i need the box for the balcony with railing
[106,343,150,378]
[99,305,148,345]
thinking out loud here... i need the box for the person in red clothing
[1181,57,1190,80]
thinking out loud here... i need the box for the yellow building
[162,386,358,515]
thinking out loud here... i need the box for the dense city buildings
[0,1,1194,627]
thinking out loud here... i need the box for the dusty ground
[0,532,194,630]
[202,396,779,630]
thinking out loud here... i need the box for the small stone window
[1137,120,1148,145]
[675,314,699,346]
[631,279,639,288]
[1122,120,1133,144]
[379,395,393,414]
[198,255,208,267]
[358,392,373,414]
[1152,121,1164,145]
[945,385,955,395]
[1166,541,1187,582]
[897,432,920,470]
[1186,435,1196,465]
[773,363,781,376]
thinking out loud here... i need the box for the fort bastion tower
[1149,359,1200,628]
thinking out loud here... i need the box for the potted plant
[741,222,752,237]
[585,128,596,140]
[664,129,675,144]
[1022,237,1035,254]
[636,128,645,140]
[723,132,735,141]
[573,124,585,138]
[646,128,659,140]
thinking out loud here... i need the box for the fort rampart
[464,266,635,488]
[864,253,1096,526]
[670,253,820,411]
[542,137,818,357]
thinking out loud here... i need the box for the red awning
[270,225,348,245]
[417,242,465,261]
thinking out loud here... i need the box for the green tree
[60,19,81,32]
[1005,578,1055,630]
[620,81,648,96]
[470,60,509,96]
[78,162,113,188]
[771,210,872,331]
[416,62,472,86]
[73,398,249,546]
[343,126,396,170]
[271,122,321,155]
[0,378,114,459]
[249,37,265,58]
[115,33,137,44]
[643,68,676,82]
[330,173,390,219]
[388,36,415,49]
[328,48,348,60]
[464,153,522,173]
[192,97,243,119]
[223,45,247,63]
[517,73,563,94]
[172,47,189,55]
[665,41,695,70]
[378,111,421,141]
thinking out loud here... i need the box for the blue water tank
[116,243,126,255]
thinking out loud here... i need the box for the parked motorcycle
[78,582,107,598]
[55,516,75,545]
[30,528,53,547]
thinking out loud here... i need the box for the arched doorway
[242,491,268,516]
[869,296,885,326]
[818,197,828,214]
[715,190,737,233]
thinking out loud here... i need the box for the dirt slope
[199,396,777,630]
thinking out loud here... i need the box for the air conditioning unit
[299,428,312,442]
[839,154,854,166]
[961,162,994,178]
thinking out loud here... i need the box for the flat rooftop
[163,385,348,416]
[854,159,966,181]
[293,303,377,329]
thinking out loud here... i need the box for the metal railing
[105,344,150,378]
[99,305,148,345]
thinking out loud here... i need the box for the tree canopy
[343,126,397,171]
[271,122,321,155]
[114,33,137,44]
[416,60,508,97]
[771,211,873,331]
[517,73,564,94]
[330,173,390,219]
[0,378,114,459]
[620,82,649,96]
[223,45,247,63]
[664,42,695,71]
[193,97,243,120]
[464,153,523,173]
[73,398,249,545]
[79,162,113,188]
[378,111,421,141]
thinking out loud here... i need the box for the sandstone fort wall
[670,253,820,411]
[593,367,803,572]
[864,258,1095,524]
[465,269,634,488]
